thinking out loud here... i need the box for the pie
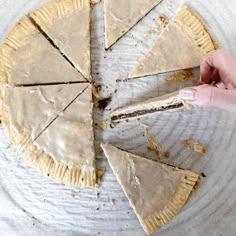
[101,143,200,235]
[129,5,219,79]
[111,90,185,122]
[0,16,86,85]
[104,0,162,49]
[0,83,96,186]
[30,0,91,80]
[0,1,96,187]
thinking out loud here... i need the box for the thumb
[179,85,236,114]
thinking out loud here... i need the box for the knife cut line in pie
[0,83,97,187]
[104,0,162,49]
[101,143,200,235]
[129,5,219,79]
[30,0,91,80]
[111,90,189,122]
[0,16,86,86]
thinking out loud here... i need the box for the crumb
[182,139,207,155]
[144,30,154,37]
[166,69,193,84]
[182,139,194,148]
[98,97,112,110]
[158,15,168,28]
[96,207,100,211]
[109,123,115,129]
[126,119,129,122]
[194,144,207,155]
[98,121,106,130]
[201,173,207,178]
[163,150,171,159]
[147,134,161,157]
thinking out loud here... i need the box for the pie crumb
[144,30,154,37]
[182,139,207,155]
[147,134,161,157]
[98,121,106,130]
[194,144,207,155]
[163,150,171,159]
[158,15,169,28]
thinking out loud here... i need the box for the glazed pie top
[101,143,199,235]
[129,5,219,79]
[31,0,91,80]
[104,0,162,49]
[0,16,86,85]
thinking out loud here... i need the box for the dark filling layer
[112,103,183,121]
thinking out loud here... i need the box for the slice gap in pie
[30,0,91,80]
[34,84,96,187]
[0,16,86,86]
[101,143,200,235]
[104,0,162,49]
[129,5,219,79]
[111,90,188,122]
[0,83,96,187]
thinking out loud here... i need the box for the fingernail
[179,89,197,101]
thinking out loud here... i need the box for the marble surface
[0,0,235,235]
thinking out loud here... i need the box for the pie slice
[129,5,219,79]
[104,0,162,49]
[0,16,86,86]
[0,83,96,187]
[34,85,96,186]
[30,0,91,80]
[101,143,200,235]
[111,90,186,122]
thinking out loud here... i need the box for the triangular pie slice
[129,5,219,78]
[111,90,186,122]
[30,0,91,80]
[104,0,162,49]
[101,143,200,235]
[34,85,96,187]
[0,16,86,86]
[0,83,96,187]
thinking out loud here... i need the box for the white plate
[0,0,235,235]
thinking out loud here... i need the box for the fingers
[200,49,236,87]
[179,85,236,114]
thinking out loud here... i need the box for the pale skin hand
[179,49,236,114]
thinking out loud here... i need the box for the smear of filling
[112,103,183,121]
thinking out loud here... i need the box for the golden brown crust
[0,16,39,85]
[30,0,87,30]
[142,169,200,235]
[0,87,97,187]
[174,5,219,56]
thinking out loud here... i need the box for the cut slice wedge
[0,83,96,187]
[129,5,219,79]
[35,85,96,186]
[101,143,200,235]
[0,16,86,85]
[111,90,186,122]
[104,0,162,49]
[30,0,91,80]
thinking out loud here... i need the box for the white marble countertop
[0,0,235,236]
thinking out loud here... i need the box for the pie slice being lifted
[101,143,200,235]
[129,5,219,79]
[0,16,85,85]
[30,0,91,80]
[111,90,186,122]
[0,83,96,187]
[104,0,162,49]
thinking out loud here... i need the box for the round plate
[0,0,235,235]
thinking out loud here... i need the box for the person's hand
[179,49,236,114]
